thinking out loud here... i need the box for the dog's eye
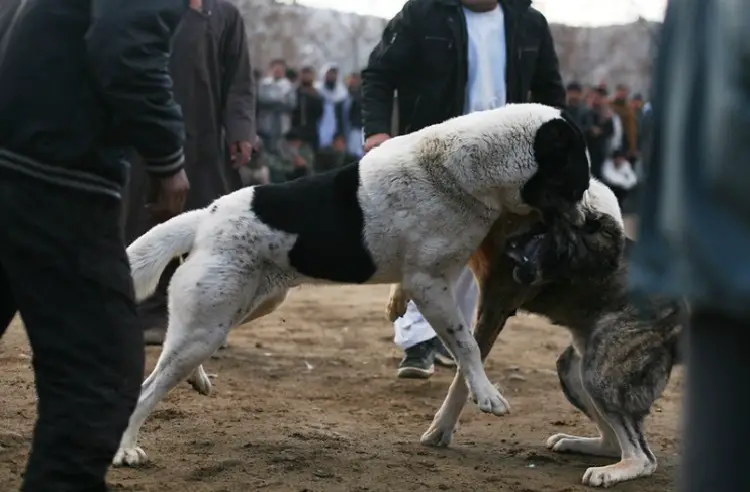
[583,219,601,234]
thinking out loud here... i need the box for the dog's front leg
[405,273,509,417]
[421,251,533,447]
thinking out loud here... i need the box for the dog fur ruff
[112,103,590,467]
[388,179,683,488]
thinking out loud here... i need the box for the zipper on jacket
[448,10,468,115]
[504,6,519,102]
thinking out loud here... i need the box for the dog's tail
[127,209,206,302]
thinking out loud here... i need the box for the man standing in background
[316,63,350,150]
[344,72,365,158]
[586,86,615,182]
[610,83,638,161]
[258,58,297,159]
[292,66,325,152]
[123,0,256,346]
[565,81,593,133]
[362,0,565,378]
[0,0,189,489]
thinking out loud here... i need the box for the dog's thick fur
[113,103,591,466]
[390,181,683,488]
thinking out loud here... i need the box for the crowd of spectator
[248,57,651,214]
[564,81,651,207]
[247,59,363,185]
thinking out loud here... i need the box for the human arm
[86,0,187,177]
[220,2,256,167]
[283,83,297,113]
[361,0,421,140]
[529,12,566,108]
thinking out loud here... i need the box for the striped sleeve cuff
[143,148,185,177]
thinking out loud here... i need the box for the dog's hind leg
[186,365,212,396]
[113,255,284,467]
[546,346,620,458]
[572,341,669,487]
[185,291,288,396]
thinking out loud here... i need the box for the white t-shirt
[462,5,507,115]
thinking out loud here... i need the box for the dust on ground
[0,282,681,492]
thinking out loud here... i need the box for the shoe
[397,340,435,379]
[432,338,457,368]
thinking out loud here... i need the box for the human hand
[230,140,253,168]
[149,169,190,222]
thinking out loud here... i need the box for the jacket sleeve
[529,13,566,109]
[86,0,187,177]
[220,3,256,144]
[361,0,421,138]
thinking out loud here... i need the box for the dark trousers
[681,308,750,492]
[0,170,144,492]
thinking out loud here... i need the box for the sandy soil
[0,282,681,492]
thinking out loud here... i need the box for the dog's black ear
[534,118,574,159]
[523,115,590,211]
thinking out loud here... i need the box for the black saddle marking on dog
[522,114,591,212]
[251,161,377,283]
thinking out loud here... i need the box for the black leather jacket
[0,0,188,199]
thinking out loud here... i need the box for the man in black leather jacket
[0,1,189,490]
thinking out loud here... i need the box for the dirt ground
[0,281,681,492]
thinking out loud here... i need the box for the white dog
[113,103,590,466]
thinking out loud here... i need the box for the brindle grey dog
[390,183,683,488]
[503,212,683,487]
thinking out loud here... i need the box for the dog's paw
[546,434,620,458]
[112,446,149,467]
[187,366,212,396]
[385,284,408,322]
[582,459,656,488]
[420,423,455,448]
[471,384,511,416]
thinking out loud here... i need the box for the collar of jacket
[433,0,532,12]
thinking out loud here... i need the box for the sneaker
[397,340,435,379]
[432,338,457,368]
